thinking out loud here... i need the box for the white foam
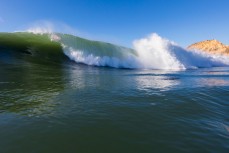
[133,33,185,69]
[63,46,139,68]
[133,33,229,69]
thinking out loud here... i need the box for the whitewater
[27,28,229,70]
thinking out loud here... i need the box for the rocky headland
[188,40,229,56]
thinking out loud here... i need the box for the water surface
[0,51,229,153]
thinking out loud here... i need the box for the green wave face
[0,32,67,62]
[55,33,139,68]
[57,33,137,59]
[0,32,137,67]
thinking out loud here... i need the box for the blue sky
[0,0,229,47]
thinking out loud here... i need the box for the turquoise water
[0,50,229,153]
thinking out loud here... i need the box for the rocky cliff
[188,40,229,55]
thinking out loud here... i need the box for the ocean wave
[1,29,229,70]
[56,33,229,70]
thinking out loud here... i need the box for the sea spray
[133,33,229,69]
[26,22,54,34]
[133,33,185,69]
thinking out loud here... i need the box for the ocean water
[0,32,229,153]
[0,54,229,153]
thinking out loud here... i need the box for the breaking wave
[53,33,229,70]
[3,26,229,70]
